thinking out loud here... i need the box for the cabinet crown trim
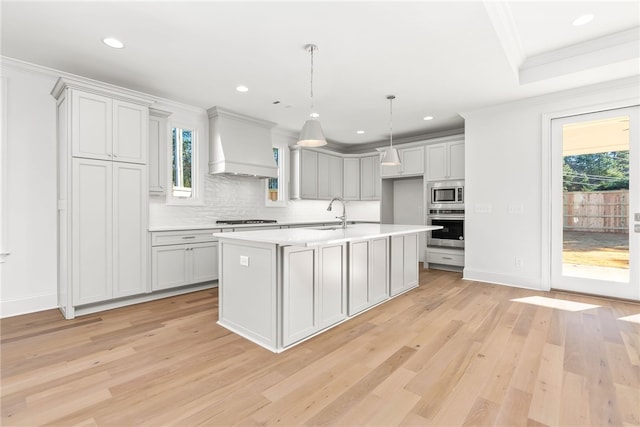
[51,77,154,106]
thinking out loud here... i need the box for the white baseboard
[463,268,544,291]
[0,292,57,318]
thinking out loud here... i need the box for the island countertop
[213,223,441,247]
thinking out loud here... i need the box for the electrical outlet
[515,256,524,268]
[240,255,249,267]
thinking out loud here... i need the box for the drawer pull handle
[442,256,453,260]
[182,236,196,239]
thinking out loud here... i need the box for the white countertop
[148,219,378,232]
[214,224,441,247]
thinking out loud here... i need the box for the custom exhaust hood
[207,106,278,179]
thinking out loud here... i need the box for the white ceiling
[1,1,638,146]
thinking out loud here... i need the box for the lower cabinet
[348,237,389,316]
[282,243,347,347]
[390,233,419,296]
[150,230,219,291]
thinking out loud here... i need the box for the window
[167,124,201,205]
[265,144,287,207]
[172,127,192,198]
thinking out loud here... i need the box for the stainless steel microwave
[428,181,464,207]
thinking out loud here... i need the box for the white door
[551,106,639,300]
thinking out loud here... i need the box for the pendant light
[381,95,401,165]
[297,44,327,147]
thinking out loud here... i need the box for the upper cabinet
[343,157,360,201]
[317,153,343,200]
[148,108,171,194]
[70,90,148,164]
[291,147,379,201]
[381,146,424,178]
[426,140,465,181]
[360,155,380,200]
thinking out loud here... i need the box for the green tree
[563,151,629,191]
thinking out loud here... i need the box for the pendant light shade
[381,146,401,165]
[298,44,327,147]
[381,95,401,166]
[299,119,327,147]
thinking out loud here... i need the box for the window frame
[265,141,288,207]
[166,121,203,206]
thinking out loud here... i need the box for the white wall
[0,62,59,317]
[462,76,639,290]
[0,59,380,318]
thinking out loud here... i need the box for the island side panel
[218,239,277,351]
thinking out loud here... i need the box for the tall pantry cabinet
[52,78,153,319]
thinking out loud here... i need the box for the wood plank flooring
[2,269,639,426]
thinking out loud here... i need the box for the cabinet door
[426,143,447,181]
[300,150,318,199]
[72,158,113,305]
[448,140,465,179]
[399,146,425,176]
[317,153,343,199]
[282,246,318,347]
[343,158,360,200]
[360,155,380,200]
[390,235,405,296]
[148,116,164,193]
[113,162,147,298]
[348,240,370,315]
[72,91,112,161]
[152,245,189,290]
[403,233,419,289]
[318,243,347,329]
[113,100,148,164]
[369,237,389,304]
[190,242,219,283]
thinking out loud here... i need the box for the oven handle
[428,216,465,220]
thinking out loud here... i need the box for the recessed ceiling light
[310,112,320,118]
[356,130,365,134]
[102,37,124,49]
[572,14,594,26]
[236,85,249,92]
[423,116,434,121]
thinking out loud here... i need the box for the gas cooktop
[216,219,278,225]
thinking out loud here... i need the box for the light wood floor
[2,269,639,426]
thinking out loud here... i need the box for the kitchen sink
[312,226,348,231]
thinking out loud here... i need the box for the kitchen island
[214,224,441,352]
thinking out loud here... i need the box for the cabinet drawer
[426,251,464,266]
[151,229,220,246]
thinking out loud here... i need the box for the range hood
[207,106,278,179]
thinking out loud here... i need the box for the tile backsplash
[149,174,381,227]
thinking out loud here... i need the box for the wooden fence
[563,190,629,233]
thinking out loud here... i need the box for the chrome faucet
[327,197,347,229]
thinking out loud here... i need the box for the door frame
[541,98,639,294]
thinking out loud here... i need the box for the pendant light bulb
[298,44,327,147]
[381,95,401,166]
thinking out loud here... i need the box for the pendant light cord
[389,95,394,148]
[309,45,315,116]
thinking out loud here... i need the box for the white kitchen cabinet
[282,243,347,347]
[150,229,220,291]
[54,78,152,319]
[381,146,424,178]
[148,108,171,194]
[426,246,465,270]
[390,233,419,296]
[348,237,389,316]
[426,140,465,181]
[71,160,148,305]
[318,153,343,199]
[343,157,360,201]
[300,149,318,199]
[71,90,148,164]
[360,155,380,200]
